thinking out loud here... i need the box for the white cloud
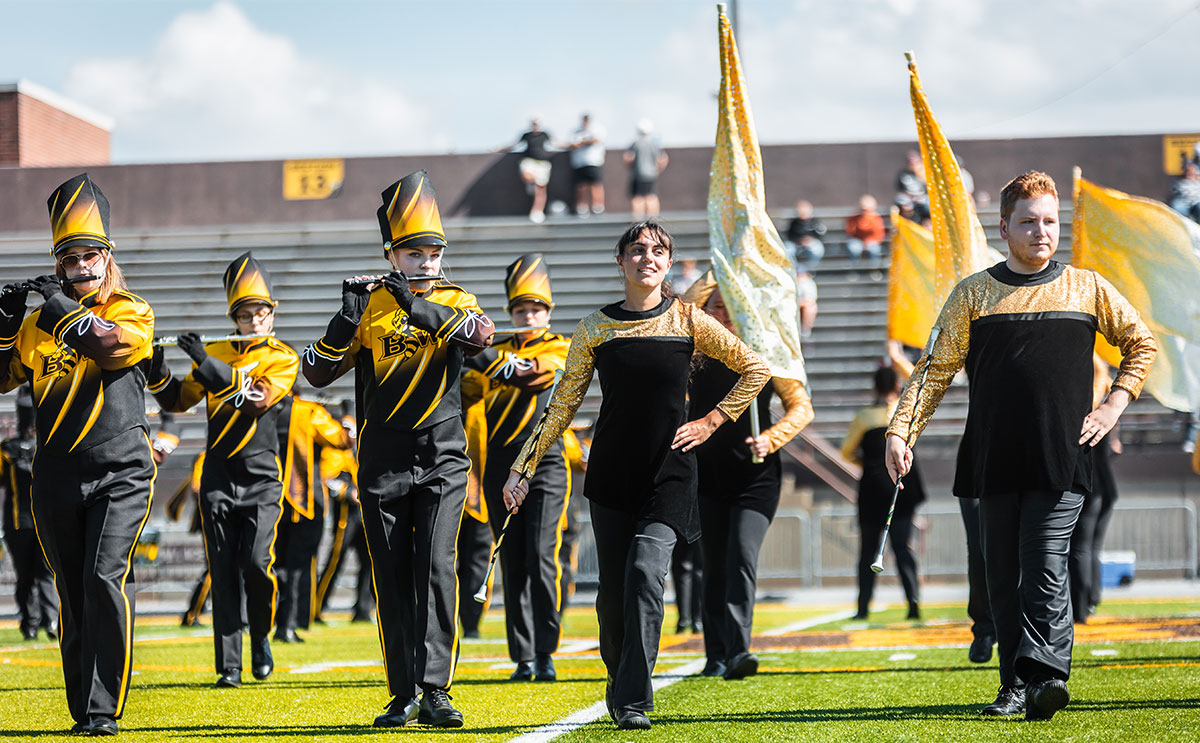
[63,1,433,161]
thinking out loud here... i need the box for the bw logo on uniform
[379,327,433,362]
[39,346,79,379]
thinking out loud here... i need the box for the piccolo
[1,275,98,296]
[154,332,276,347]
[345,273,445,288]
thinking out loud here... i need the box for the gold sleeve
[1193,429,1200,475]
[888,278,975,444]
[1092,272,1156,399]
[839,410,870,467]
[763,377,813,453]
[513,320,594,479]
[690,306,771,422]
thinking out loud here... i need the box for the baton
[154,332,275,347]
[871,325,941,574]
[474,368,565,603]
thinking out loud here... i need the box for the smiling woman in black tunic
[503,221,770,731]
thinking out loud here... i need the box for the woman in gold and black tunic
[503,221,770,731]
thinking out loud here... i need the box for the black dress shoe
[968,634,995,663]
[350,611,376,623]
[44,621,59,640]
[1026,679,1069,721]
[700,659,727,677]
[534,653,556,682]
[462,627,481,639]
[86,716,118,736]
[373,696,419,727]
[723,652,759,680]
[216,669,242,688]
[20,625,38,640]
[510,661,534,681]
[906,602,921,620]
[70,721,88,734]
[851,610,869,620]
[417,688,464,728]
[251,636,273,680]
[616,708,652,730]
[981,685,1025,716]
[274,628,303,643]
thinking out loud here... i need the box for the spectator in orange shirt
[845,194,886,262]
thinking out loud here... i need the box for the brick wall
[0,93,18,165]
[15,92,109,167]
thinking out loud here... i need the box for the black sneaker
[86,716,118,736]
[968,634,995,664]
[723,652,759,680]
[373,696,419,727]
[699,659,726,677]
[534,653,556,682]
[418,688,464,728]
[616,708,652,730]
[981,685,1025,716]
[510,661,534,681]
[1026,679,1069,721]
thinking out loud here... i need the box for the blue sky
[3,0,1199,163]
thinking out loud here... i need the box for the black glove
[148,345,168,383]
[176,332,207,365]
[28,275,63,300]
[0,283,29,321]
[340,278,372,323]
[210,499,232,521]
[381,271,415,310]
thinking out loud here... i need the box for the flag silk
[707,7,807,385]
[887,209,938,350]
[907,53,995,307]
[1073,170,1200,412]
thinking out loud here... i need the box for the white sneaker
[529,211,545,224]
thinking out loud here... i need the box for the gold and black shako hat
[47,173,115,256]
[376,169,448,253]
[223,251,276,316]
[505,253,553,311]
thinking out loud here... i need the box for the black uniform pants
[358,419,468,697]
[484,448,570,663]
[857,504,919,613]
[698,499,771,663]
[4,526,58,634]
[589,500,677,713]
[670,539,703,630]
[316,500,374,619]
[980,490,1084,687]
[958,497,994,637]
[275,510,323,635]
[456,514,494,633]
[31,429,153,724]
[1069,492,1116,622]
[199,493,282,674]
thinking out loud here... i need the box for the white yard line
[507,657,707,743]
[763,608,858,636]
[289,659,381,674]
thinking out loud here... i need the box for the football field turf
[2,598,1197,741]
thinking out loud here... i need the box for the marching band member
[685,277,814,679]
[456,393,495,638]
[461,253,572,681]
[302,170,494,728]
[149,252,298,689]
[314,408,374,623]
[503,222,770,730]
[0,174,156,735]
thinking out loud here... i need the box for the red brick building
[0,80,112,167]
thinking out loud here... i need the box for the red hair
[1000,171,1058,222]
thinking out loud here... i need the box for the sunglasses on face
[58,250,104,269]
[234,307,273,324]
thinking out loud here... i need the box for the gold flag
[907,52,996,308]
[887,208,938,349]
[707,5,807,384]
[1073,169,1200,412]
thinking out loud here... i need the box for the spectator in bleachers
[895,150,930,222]
[1168,162,1200,223]
[496,117,556,224]
[569,113,607,216]
[784,200,826,268]
[845,195,886,278]
[673,258,702,292]
[624,119,668,219]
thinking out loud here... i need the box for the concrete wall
[0,132,1178,238]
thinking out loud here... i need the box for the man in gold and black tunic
[150,252,299,689]
[885,171,1156,722]
[303,170,494,728]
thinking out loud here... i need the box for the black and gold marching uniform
[315,439,375,622]
[0,173,156,729]
[889,260,1155,690]
[1,395,58,640]
[150,254,299,679]
[166,452,214,627]
[303,171,493,714]
[515,295,769,714]
[461,253,572,671]
[274,395,350,640]
[456,396,494,636]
